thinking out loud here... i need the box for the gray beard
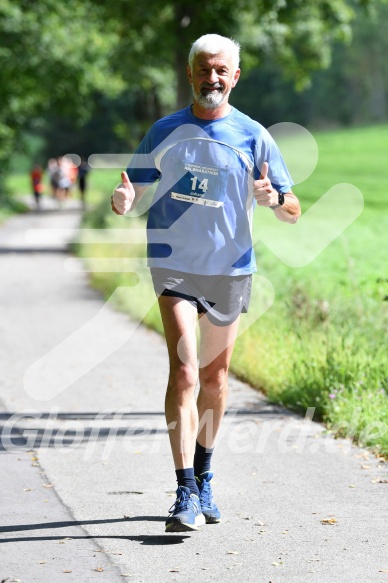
[193,87,230,110]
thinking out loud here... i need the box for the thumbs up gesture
[112,171,136,215]
[253,162,278,207]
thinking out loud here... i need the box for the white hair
[188,34,240,72]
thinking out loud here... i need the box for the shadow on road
[0,248,68,254]
[0,516,166,534]
[0,533,189,546]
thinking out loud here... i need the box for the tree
[0,0,381,194]
[0,0,123,192]
[232,0,388,128]
[99,0,378,108]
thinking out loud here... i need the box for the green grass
[239,124,388,454]
[13,125,388,455]
[0,172,31,223]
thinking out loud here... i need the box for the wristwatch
[269,190,285,209]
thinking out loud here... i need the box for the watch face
[279,191,285,205]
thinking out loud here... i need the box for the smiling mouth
[201,85,223,94]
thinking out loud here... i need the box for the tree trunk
[176,52,192,111]
[174,3,196,111]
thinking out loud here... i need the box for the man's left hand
[253,162,278,207]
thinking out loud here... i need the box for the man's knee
[199,366,229,393]
[168,363,198,393]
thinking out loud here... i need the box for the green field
[7,124,388,455]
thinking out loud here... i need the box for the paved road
[0,196,387,582]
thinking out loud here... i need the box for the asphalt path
[0,196,387,582]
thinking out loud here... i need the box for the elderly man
[112,33,301,532]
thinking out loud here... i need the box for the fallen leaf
[355,452,369,460]
[43,484,53,488]
[271,561,280,566]
[321,518,337,525]
[23,488,32,492]
[227,551,239,555]
[63,570,72,573]
[38,561,46,564]
[168,569,179,572]
[349,485,356,488]
[379,569,388,573]
[361,465,371,470]
[94,567,104,572]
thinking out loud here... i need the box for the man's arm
[253,162,301,224]
[111,171,149,215]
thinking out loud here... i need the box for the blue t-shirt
[127,106,293,276]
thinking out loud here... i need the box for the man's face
[187,52,240,110]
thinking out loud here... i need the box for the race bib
[170,161,229,208]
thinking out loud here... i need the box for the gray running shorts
[150,268,252,327]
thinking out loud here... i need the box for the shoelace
[169,489,197,514]
[199,479,213,507]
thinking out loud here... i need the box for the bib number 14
[190,176,208,193]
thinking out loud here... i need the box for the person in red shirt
[30,164,44,208]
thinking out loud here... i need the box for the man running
[112,34,301,532]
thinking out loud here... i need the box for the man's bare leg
[158,295,199,470]
[192,314,240,524]
[159,295,208,532]
[197,314,240,449]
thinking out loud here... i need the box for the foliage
[1,0,384,208]
[233,1,388,127]
[97,0,376,105]
[0,0,123,190]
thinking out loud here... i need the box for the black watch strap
[269,190,285,209]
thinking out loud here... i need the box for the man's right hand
[111,171,136,215]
